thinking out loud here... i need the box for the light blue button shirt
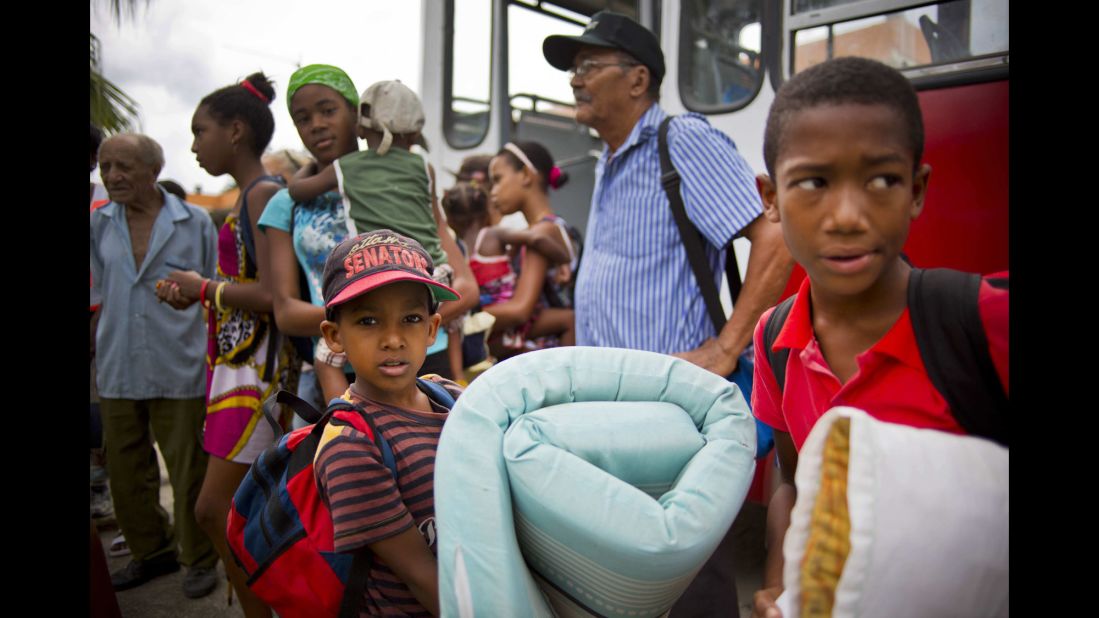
[91,189,217,399]
[574,104,763,353]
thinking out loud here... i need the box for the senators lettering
[341,241,432,279]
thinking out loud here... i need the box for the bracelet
[215,281,228,313]
[199,279,211,308]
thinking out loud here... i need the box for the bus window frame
[443,0,495,150]
[677,0,768,115]
[779,0,1009,91]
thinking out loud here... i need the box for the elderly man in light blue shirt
[91,133,219,597]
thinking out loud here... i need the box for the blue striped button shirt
[575,104,763,353]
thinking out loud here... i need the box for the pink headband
[240,80,269,103]
[504,142,564,191]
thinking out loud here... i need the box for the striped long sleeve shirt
[314,376,462,616]
[574,103,763,353]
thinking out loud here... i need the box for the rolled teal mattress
[435,347,757,617]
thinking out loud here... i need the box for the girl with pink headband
[474,141,582,358]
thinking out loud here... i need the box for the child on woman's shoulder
[442,182,570,307]
[442,179,574,353]
[288,79,448,270]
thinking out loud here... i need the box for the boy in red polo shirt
[748,57,1008,618]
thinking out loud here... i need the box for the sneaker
[108,533,130,558]
[110,553,180,591]
[181,566,218,599]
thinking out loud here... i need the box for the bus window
[790,0,1008,76]
[507,1,588,123]
[444,0,492,149]
[679,0,765,114]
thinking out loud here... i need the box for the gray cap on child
[359,80,425,156]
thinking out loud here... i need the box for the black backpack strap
[658,116,728,334]
[237,175,289,382]
[237,174,287,274]
[763,296,796,392]
[908,268,1009,447]
[339,550,375,618]
[262,389,326,443]
[725,245,743,308]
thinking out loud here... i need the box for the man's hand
[672,337,738,376]
[752,585,784,618]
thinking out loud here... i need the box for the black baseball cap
[543,10,665,86]
[322,229,460,309]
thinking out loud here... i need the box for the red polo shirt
[752,275,1008,451]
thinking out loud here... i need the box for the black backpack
[762,268,1009,447]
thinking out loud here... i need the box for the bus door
[782,0,1010,275]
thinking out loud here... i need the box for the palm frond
[90,32,141,134]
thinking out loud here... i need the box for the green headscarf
[286,64,358,112]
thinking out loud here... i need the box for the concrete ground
[731,502,767,618]
[92,447,765,618]
[93,446,243,618]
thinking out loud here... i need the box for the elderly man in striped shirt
[543,12,792,382]
[543,10,794,616]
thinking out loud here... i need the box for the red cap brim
[326,270,461,308]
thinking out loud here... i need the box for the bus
[420,0,1007,272]
[419,0,1008,500]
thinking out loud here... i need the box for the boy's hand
[752,586,784,618]
[673,337,737,376]
[291,160,318,181]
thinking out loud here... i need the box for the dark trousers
[99,397,217,567]
[671,522,740,616]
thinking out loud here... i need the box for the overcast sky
[91,0,425,195]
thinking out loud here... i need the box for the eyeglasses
[568,58,640,79]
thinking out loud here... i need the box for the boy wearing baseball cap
[313,229,463,616]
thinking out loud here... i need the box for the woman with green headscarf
[257,64,476,405]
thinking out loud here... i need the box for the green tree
[90,0,150,133]
[90,33,140,133]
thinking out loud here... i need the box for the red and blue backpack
[226,378,456,618]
